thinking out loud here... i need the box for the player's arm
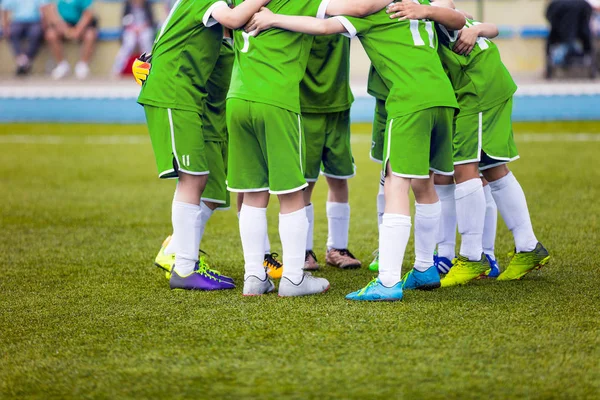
[244,7,347,36]
[325,0,393,18]
[210,0,272,30]
[453,21,498,55]
[386,0,465,30]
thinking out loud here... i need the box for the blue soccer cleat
[346,278,403,302]
[484,254,500,278]
[434,253,454,275]
[402,266,441,290]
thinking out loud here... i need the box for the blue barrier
[2,94,600,123]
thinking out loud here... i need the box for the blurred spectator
[546,0,596,77]
[45,0,98,80]
[1,0,50,76]
[111,0,154,77]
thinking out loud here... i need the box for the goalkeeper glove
[132,52,152,86]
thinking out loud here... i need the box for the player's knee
[454,163,480,183]
[482,164,510,182]
[45,27,58,42]
[434,173,454,185]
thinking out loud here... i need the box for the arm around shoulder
[211,0,270,29]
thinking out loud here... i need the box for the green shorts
[371,98,387,163]
[303,110,355,182]
[384,107,454,179]
[144,105,229,206]
[226,98,307,194]
[454,98,519,170]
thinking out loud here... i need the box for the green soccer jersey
[138,0,228,112]
[300,34,354,113]
[204,38,234,141]
[366,64,390,101]
[436,19,517,115]
[227,0,321,114]
[337,1,457,118]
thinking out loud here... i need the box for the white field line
[0,133,598,145]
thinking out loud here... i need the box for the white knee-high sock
[171,200,202,276]
[240,204,268,280]
[239,210,271,254]
[482,185,498,258]
[378,213,411,287]
[306,203,314,251]
[455,179,485,261]
[326,202,350,250]
[198,202,214,248]
[414,201,441,271]
[377,173,385,228]
[488,172,537,252]
[434,184,457,260]
[280,208,308,283]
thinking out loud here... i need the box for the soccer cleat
[264,252,283,279]
[155,236,233,283]
[243,274,275,296]
[326,248,361,269]
[402,266,441,290]
[368,250,379,272]
[440,255,490,287]
[497,242,550,281]
[434,252,454,275]
[304,250,320,271]
[170,262,235,291]
[278,273,330,297]
[345,278,403,301]
[484,254,500,278]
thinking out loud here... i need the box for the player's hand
[454,26,478,55]
[132,53,152,86]
[386,0,430,21]
[244,7,275,36]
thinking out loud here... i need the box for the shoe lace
[196,258,219,281]
[338,249,357,259]
[265,252,282,269]
[358,278,378,296]
[305,249,318,262]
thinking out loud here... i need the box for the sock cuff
[326,201,350,218]
[279,207,307,220]
[241,204,267,216]
[434,184,456,200]
[455,178,483,200]
[415,201,442,217]
[488,171,516,191]
[173,200,201,211]
[382,213,411,227]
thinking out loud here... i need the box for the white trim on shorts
[391,172,430,179]
[479,156,521,171]
[320,166,356,180]
[453,111,483,166]
[305,178,319,183]
[370,154,383,164]
[158,168,176,178]
[298,114,304,174]
[383,118,393,173]
[227,186,270,193]
[269,182,309,195]
[430,168,454,176]
[201,197,226,205]
[168,108,209,176]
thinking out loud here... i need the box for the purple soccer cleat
[170,262,236,291]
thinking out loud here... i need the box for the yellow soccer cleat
[440,255,490,287]
[264,252,283,279]
[155,235,175,279]
[497,243,550,281]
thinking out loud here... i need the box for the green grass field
[1,122,599,399]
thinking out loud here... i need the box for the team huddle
[133,0,550,301]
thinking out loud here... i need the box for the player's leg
[302,112,326,270]
[441,109,491,287]
[433,173,456,274]
[46,26,69,80]
[144,106,234,291]
[320,110,360,269]
[260,106,329,297]
[369,97,387,271]
[479,100,549,280]
[482,178,501,278]
[349,113,439,301]
[303,181,319,270]
[227,99,275,295]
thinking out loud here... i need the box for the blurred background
[1,0,600,123]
